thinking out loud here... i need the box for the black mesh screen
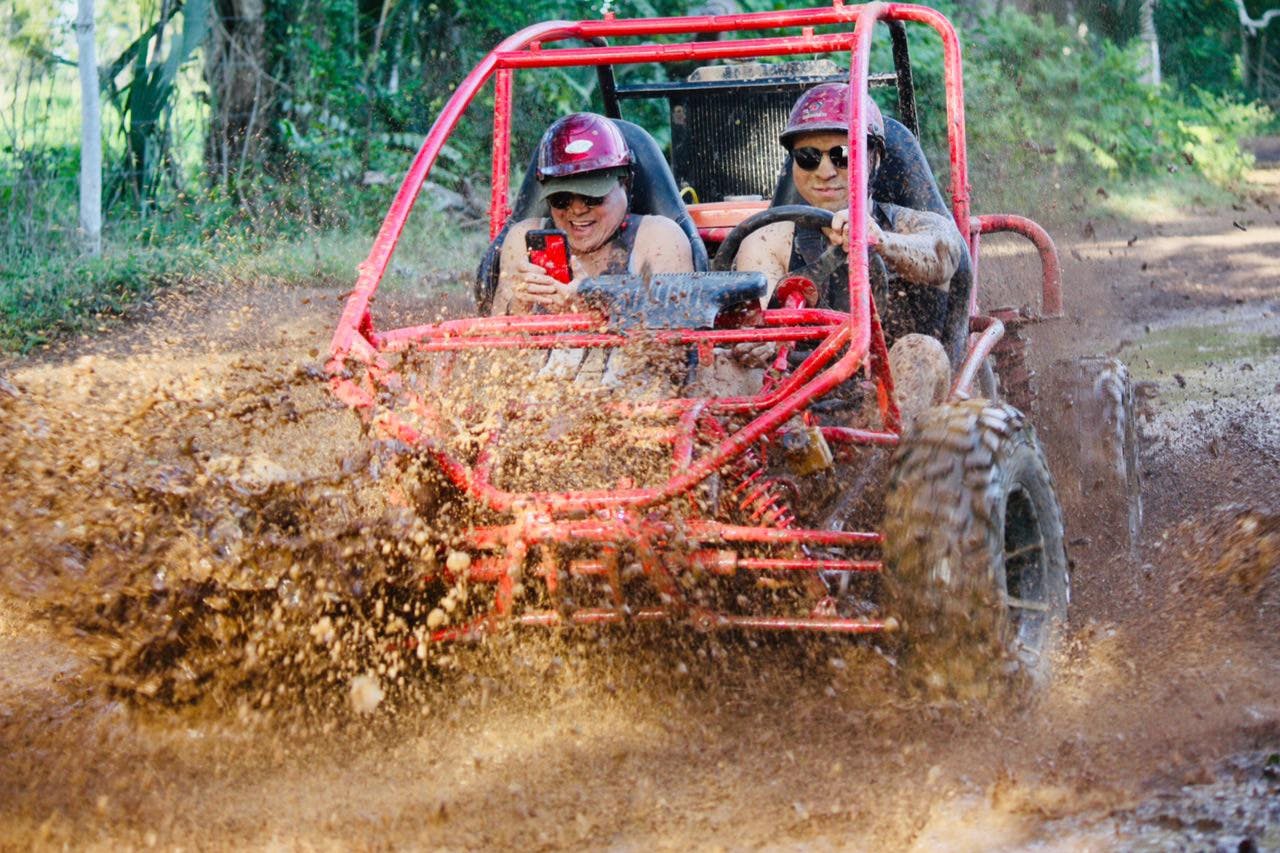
[617,68,898,205]
[668,87,807,203]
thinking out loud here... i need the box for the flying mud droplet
[348,674,384,714]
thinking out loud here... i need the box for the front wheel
[882,400,1069,697]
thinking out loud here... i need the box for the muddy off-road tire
[882,400,1069,696]
[1039,357,1143,554]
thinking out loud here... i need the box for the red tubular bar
[822,427,900,447]
[548,556,880,575]
[972,214,1063,318]
[690,522,881,548]
[465,518,882,551]
[510,608,886,634]
[499,32,862,69]
[671,402,705,475]
[373,309,846,356]
[515,608,670,627]
[490,69,514,239]
[710,613,887,634]
[381,324,844,354]
[949,315,1004,399]
[736,557,881,572]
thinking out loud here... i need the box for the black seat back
[769,117,973,368]
[474,119,709,313]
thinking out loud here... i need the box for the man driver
[733,83,967,422]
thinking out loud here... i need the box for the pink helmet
[780,83,885,150]
[535,113,633,181]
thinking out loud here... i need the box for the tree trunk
[205,0,272,185]
[1138,0,1162,86]
[76,0,102,256]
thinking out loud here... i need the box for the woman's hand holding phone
[516,228,579,311]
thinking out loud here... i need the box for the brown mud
[1,176,1279,850]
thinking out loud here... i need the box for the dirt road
[0,177,1277,850]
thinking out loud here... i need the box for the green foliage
[1156,0,1241,97]
[102,0,210,208]
[1170,88,1272,184]
[885,4,1270,209]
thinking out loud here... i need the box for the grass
[0,158,1259,356]
[0,204,489,354]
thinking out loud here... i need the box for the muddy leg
[886,334,951,427]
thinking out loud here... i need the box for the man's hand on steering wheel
[823,209,884,254]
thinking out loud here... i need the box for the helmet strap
[867,136,885,193]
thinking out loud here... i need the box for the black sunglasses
[791,144,851,171]
[547,190,609,210]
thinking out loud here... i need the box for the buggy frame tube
[330,3,971,363]
[971,214,1063,317]
[490,69,515,239]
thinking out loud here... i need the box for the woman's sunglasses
[547,190,609,210]
[791,144,851,171]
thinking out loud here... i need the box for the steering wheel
[710,205,835,272]
[711,204,888,315]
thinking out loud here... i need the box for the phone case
[526,229,572,284]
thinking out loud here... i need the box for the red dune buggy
[328,2,1082,685]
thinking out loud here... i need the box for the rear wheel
[882,400,1069,697]
[1039,357,1143,555]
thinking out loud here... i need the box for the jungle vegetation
[1,0,1274,350]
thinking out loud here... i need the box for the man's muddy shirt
[777,202,950,344]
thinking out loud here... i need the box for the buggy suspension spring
[732,459,796,528]
[699,416,796,529]
[737,461,793,527]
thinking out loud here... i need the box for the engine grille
[669,86,804,202]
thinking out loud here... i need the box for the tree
[205,0,275,187]
[103,0,210,209]
[76,0,102,255]
[1138,0,1162,85]
[1235,0,1280,97]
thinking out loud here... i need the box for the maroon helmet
[780,83,886,150]
[534,113,633,199]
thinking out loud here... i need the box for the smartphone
[525,229,572,284]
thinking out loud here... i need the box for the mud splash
[0,299,511,714]
[0,311,741,713]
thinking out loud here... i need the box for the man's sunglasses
[791,144,851,171]
[547,191,609,210]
